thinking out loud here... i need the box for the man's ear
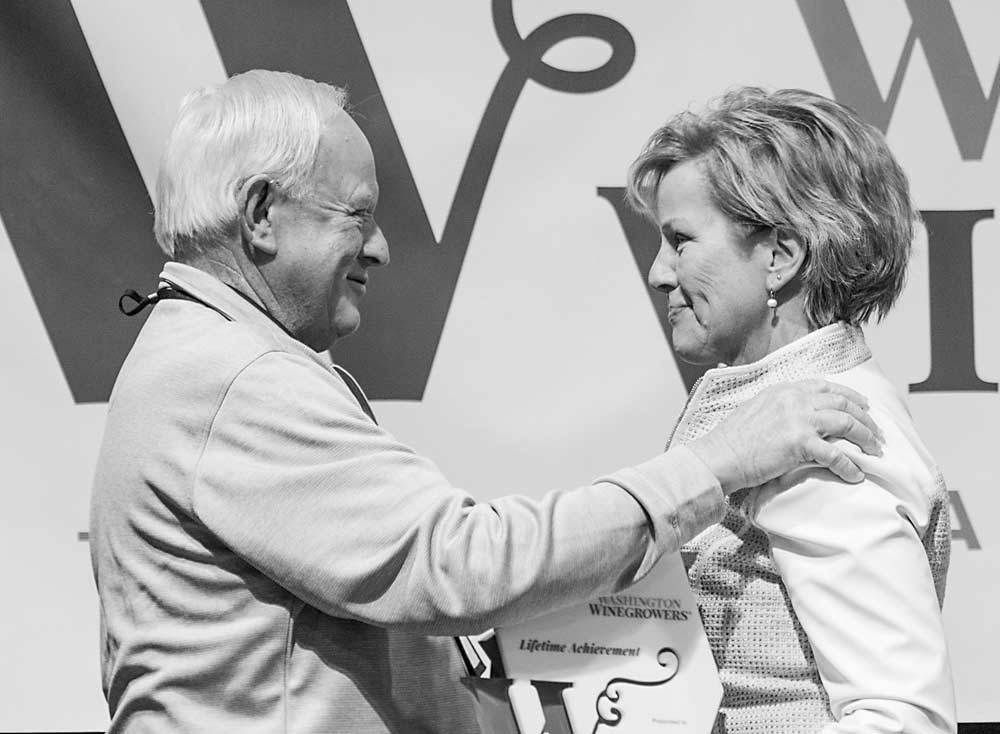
[765,227,806,294]
[239,176,278,256]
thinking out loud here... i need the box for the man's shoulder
[110,301,328,414]
[130,302,277,374]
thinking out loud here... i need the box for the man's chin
[330,315,362,346]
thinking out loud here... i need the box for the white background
[1,0,997,728]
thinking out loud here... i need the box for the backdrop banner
[1,0,997,730]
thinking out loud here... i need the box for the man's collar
[158,262,325,364]
[155,261,374,420]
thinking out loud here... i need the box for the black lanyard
[119,282,377,423]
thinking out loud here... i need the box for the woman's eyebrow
[660,217,692,235]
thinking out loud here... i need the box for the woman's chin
[674,352,718,366]
[669,338,720,367]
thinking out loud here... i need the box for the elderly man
[90,70,881,733]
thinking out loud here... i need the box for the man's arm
[193,352,720,633]
[192,354,879,634]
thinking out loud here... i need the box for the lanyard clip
[118,288,161,316]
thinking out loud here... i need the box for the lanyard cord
[223,284,299,341]
[118,282,233,322]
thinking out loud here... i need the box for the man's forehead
[313,111,378,202]
[325,108,364,144]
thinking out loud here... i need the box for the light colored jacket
[89,261,723,733]
[673,323,955,734]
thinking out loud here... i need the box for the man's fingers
[813,408,882,456]
[811,391,865,424]
[808,387,883,443]
[703,379,883,491]
[803,436,865,483]
[807,379,869,411]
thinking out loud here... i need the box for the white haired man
[90,70,883,733]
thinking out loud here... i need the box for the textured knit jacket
[89,262,724,734]
[671,323,956,734]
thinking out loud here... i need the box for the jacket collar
[667,322,871,448]
[157,262,376,421]
[157,261,332,369]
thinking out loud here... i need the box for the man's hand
[688,379,883,494]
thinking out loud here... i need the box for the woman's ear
[766,227,805,294]
[239,176,279,256]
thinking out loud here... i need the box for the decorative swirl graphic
[492,0,636,93]
[592,648,680,732]
[442,0,637,261]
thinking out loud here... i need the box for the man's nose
[647,243,677,292]
[361,224,389,267]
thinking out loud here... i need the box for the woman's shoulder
[826,357,913,427]
[828,358,942,486]
[749,355,947,536]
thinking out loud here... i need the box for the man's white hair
[154,69,348,257]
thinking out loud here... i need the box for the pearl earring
[767,273,781,311]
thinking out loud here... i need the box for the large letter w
[797,0,1000,160]
[203,0,635,399]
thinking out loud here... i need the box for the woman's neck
[728,300,813,367]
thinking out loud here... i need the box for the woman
[626,87,955,734]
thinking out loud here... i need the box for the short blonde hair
[154,69,347,257]
[627,87,917,327]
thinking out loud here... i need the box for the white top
[672,323,956,734]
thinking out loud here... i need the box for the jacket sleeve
[191,351,724,634]
[749,407,956,734]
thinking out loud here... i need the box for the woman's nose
[647,243,677,292]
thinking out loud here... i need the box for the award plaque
[491,552,721,734]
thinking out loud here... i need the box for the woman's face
[649,159,773,367]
